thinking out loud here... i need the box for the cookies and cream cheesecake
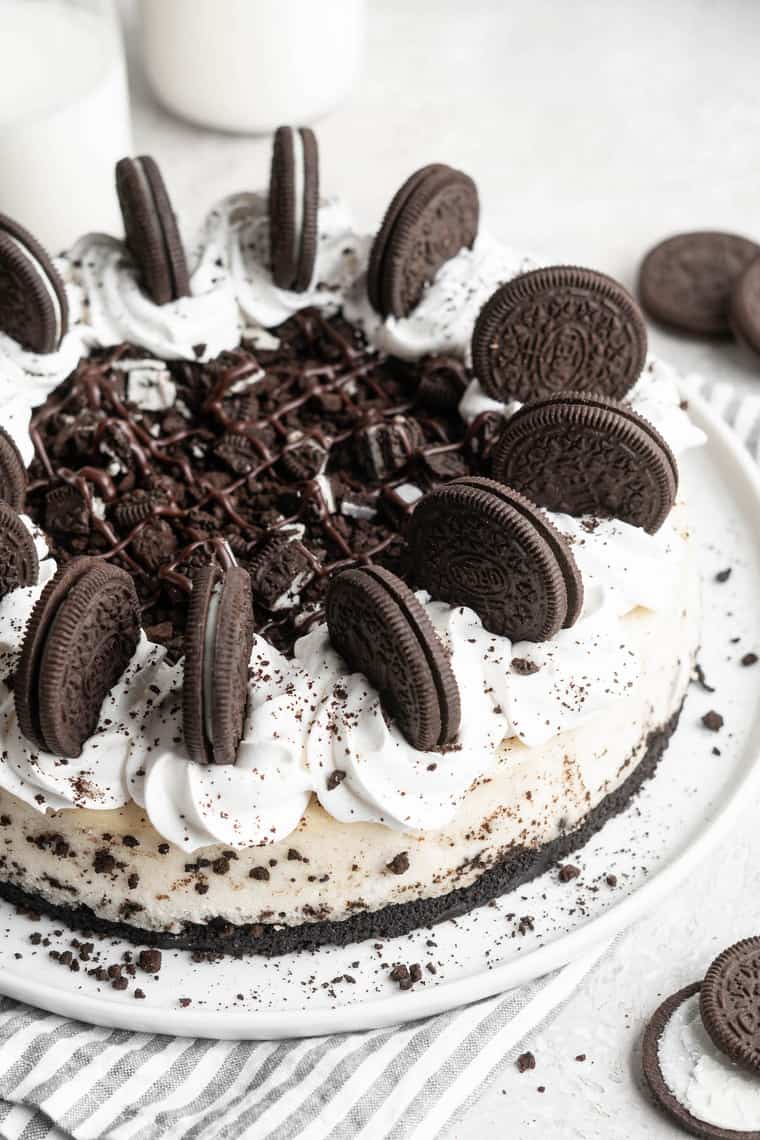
[0,131,704,953]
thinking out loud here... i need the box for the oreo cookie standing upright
[269,126,320,293]
[115,156,191,305]
[367,163,480,319]
[471,266,647,403]
[183,563,255,765]
[0,503,38,600]
[492,392,678,534]
[639,231,760,336]
[0,212,69,353]
[326,564,460,751]
[0,425,28,512]
[406,477,582,642]
[15,557,140,758]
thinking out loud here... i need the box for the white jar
[139,0,367,134]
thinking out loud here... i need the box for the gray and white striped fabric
[0,373,751,1140]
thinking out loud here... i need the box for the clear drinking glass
[0,0,132,252]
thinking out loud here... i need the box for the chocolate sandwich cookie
[115,156,191,305]
[492,392,678,534]
[471,266,647,403]
[15,557,140,758]
[0,503,38,599]
[639,232,760,336]
[367,163,480,319]
[406,477,581,642]
[701,937,760,1075]
[326,564,460,751]
[641,982,759,1140]
[183,564,254,765]
[269,126,320,292]
[0,425,27,512]
[730,256,760,358]
[0,212,69,353]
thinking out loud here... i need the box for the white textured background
[121,1,760,1134]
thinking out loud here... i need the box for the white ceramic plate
[0,387,758,1040]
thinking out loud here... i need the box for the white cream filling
[202,582,223,748]
[659,992,760,1131]
[5,230,64,344]
[290,127,306,282]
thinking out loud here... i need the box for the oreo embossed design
[326,564,460,750]
[701,937,760,1075]
[471,266,647,403]
[492,393,677,534]
[0,503,38,599]
[0,425,27,512]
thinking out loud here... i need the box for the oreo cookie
[492,393,678,534]
[701,937,760,1075]
[269,126,320,292]
[471,266,647,403]
[15,558,140,758]
[0,212,69,353]
[183,564,254,765]
[406,477,582,642]
[639,231,760,336]
[367,164,479,319]
[0,425,27,512]
[0,503,38,599]
[326,564,460,750]
[730,255,760,358]
[115,156,191,305]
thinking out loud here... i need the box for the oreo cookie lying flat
[471,266,647,403]
[406,477,582,642]
[115,156,191,305]
[367,164,479,319]
[15,558,140,757]
[492,393,678,534]
[0,503,38,599]
[269,126,320,292]
[0,212,69,353]
[183,564,254,765]
[701,938,760,1075]
[326,564,460,751]
[639,232,760,336]
[0,426,27,512]
[730,256,760,358]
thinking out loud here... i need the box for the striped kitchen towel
[0,369,752,1140]
[0,939,611,1140]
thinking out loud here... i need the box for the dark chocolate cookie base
[0,703,682,956]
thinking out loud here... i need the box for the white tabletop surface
[120,1,760,1135]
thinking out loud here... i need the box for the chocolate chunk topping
[368,164,479,319]
[406,476,582,642]
[471,266,647,402]
[639,231,760,335]
[326,564,461,751]
[516,1051,536,1073]
[492,393,678,534]
[138,948,162,974]
[701,710,724,732]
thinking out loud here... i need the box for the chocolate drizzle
[27,311,480,656]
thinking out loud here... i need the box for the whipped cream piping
[659,991,760,1131]
[0,189,705,849]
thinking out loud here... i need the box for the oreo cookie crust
[115,156,190,305]
[0,425,27,512]
[0,503,38,599]
[0,212,69,353]
[639,232,760,336]
[326,564,460,750]
[492,392,678,534]
[406,477,581,642]
[642,982,758,1140]
[269,126,320,292]
[701,938,760,1075]
[0,702,682,955]
[471,266,647,403]
[367,164,480,319]
[183,564,255,765]
[15,558,140,758]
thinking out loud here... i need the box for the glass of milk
[139,0,366,134]
[0,0,132,252]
